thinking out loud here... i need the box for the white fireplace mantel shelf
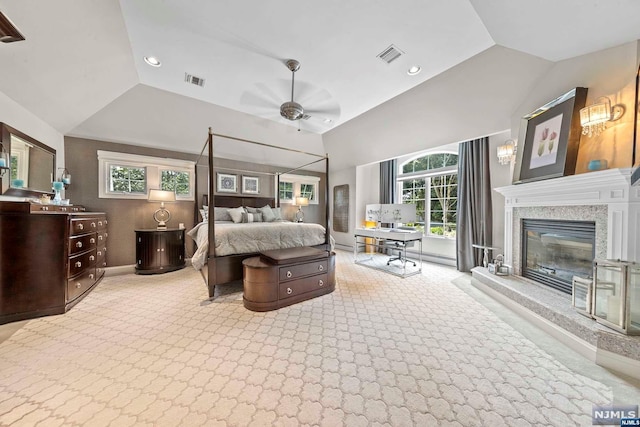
[495,168,640,267]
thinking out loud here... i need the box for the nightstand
[135,228,185,274]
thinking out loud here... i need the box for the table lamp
[148,189,176,229]
[295,196,309,222]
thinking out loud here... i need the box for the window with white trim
[397,152,458,237]
[278,174,320,204]
[98,151,195,200]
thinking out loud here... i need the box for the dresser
[0,201,107,324]
[135,229,185,274]
[242,247,335,312]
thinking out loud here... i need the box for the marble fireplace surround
[480,168,640,378]
[495,168,640,269]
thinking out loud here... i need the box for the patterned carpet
[0,250,638,426]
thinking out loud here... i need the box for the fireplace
[521,219,595,294]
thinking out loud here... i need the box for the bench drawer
[279,273,328,299]
[279,260,328,282]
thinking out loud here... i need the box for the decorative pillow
[259,205,276,222]
[199,208,208,222]
[241,212,263,223]
[272,207,283,221]
[227,206,246,223]
[245,206,259,214]
[214,207,232,222]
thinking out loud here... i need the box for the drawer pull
[75,261,82,268]
[287,287,293,295]
[75,283,81,289]
[157,249,161,252]
[97,251,102,256]
[99,235,103,241]
[91,222,96,228]
[77,223,84,231]
[89,255,95,261]
[89,274,94,280]
[90,238,96,244]
[76,241,83,248]
[318,265,324,271]
[104,220,108,225]
[319,279,324,286]
[98,221,103,226]
[286,271,292,278]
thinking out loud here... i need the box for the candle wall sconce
[58,168,71,189]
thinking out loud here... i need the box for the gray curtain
[379,159,397,204]
[456,137,493,272]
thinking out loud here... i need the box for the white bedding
[187,221,331,270]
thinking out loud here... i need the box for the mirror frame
[0,122,55,197]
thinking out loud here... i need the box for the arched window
[397,152,458,237]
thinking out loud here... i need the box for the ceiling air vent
[184,73,205,87]
[377,44,403,64]
[301,114,312,120]
[0,11,25,43]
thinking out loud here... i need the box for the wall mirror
[0,123,55,197]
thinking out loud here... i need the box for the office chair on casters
[386,226,417,267]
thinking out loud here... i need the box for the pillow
[214,207,232,222]
[227,206,246,223]
[259,205,276,222]
[199,208,208,222]
[241,212,262,223]
[272,207,283,221]
[245,206,259,214]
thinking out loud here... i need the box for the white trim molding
[495,168,640,267]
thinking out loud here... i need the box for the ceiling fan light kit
[280,59,305,121]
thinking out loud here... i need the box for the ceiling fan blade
[239,91,281,111]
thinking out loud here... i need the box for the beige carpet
[0,250,638,426]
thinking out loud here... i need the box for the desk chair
[386,226,417,267]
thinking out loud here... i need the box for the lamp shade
[295,196,309,206]
[148,189,176,202]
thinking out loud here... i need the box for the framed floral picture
[242,176,260,194]
[216,173,237,193]
[513,87,587,184]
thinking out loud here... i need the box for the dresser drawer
[279,273,328,299]
[68,250,97,277]
[67,268,97,302]
[69,233,97,255]
[279,260,328,282]
[96,217,107,230]
[70,218,100,236]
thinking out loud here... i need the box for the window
[161,170,190,196]
[98,151,195,200]
[279,181,294,202]
[110,165,146,193]
[398,152,458,237]
[278,174,320,204]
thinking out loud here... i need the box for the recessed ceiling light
[407,66,421,76]
[144,56,161,67]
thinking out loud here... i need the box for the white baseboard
[595,348,640,380]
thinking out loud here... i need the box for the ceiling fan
[240,59,340,133]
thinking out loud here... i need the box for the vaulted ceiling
[1,0,640,155]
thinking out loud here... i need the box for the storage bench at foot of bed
[242,247,335,312]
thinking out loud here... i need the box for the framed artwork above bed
[217,173,237,193]
[242,176,260,194]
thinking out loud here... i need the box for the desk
[354,227,423,277]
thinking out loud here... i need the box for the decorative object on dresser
[294,196,308,222]
[242,247,336,312]
[0,201,107,324]
[148,189,176,230]
[135,228,185,274]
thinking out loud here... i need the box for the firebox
[521,219,596,294]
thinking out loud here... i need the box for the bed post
[207,127,216,298]
[325,154,331,247]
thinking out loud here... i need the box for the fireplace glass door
[522,219,596,294]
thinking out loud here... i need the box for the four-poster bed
[191,128,332,299]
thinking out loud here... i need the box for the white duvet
[187,221,331,270]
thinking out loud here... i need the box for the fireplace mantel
[495,168,640,269]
